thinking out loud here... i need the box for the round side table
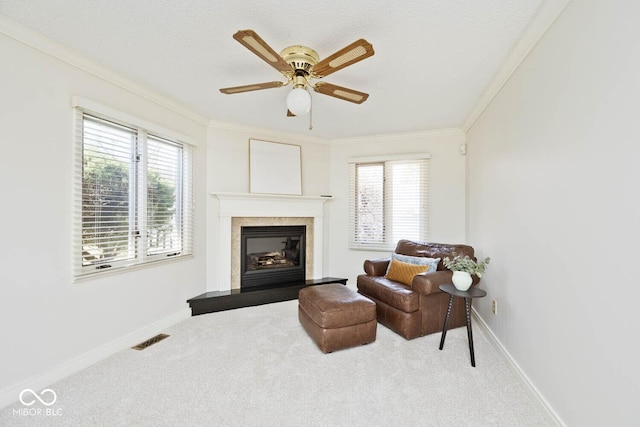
[438,284,487,367]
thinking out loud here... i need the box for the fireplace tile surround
[212,193,330,292]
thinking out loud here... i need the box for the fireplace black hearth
[241,225,306,289]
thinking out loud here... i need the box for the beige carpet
[1,299,550,426]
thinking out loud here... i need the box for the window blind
[80,115,137,268]
[349,156,429,250]
[74,110,193,278]
[351,163,385,246]
[146,136,181,256]
[145,135,193,258]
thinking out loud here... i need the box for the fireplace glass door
[240,225,306,289]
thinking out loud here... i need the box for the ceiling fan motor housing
[280,45,319,75]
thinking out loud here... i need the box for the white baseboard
[0,308,191,408]
[472,309,566,427]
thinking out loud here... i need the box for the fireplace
[240,225,306,289]
[211,193,330,293]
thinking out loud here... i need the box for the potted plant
[443,253,490,291]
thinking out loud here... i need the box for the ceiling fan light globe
[286,88,311,116]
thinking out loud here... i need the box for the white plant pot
[452,271,473,291]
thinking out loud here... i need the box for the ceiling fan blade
[220,81,284,94]
[312,39,374,78]
[313,82,369,104]
[232,30,292,73]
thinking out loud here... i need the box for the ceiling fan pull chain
[308,88,313,130]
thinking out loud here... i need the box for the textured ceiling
[1,0,544,139]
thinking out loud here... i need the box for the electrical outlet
[491,299,498,315]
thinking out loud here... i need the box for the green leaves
[443,253,491,277]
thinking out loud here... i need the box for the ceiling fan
[219,30,374,117]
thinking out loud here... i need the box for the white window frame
[72,98,194,279]
[348,153,430,251]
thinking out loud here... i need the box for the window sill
[73,254,193,283]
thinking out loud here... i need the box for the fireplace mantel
[212,193,330,217]
[211,192,331,291]
[213,192,330,201]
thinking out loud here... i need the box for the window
[74,110,193,278]
[349,155,429,250]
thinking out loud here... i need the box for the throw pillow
[385,259,431,286]
[386,253,441,275]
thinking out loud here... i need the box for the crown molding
[461,0,571,133]
[208,119,464,146]
[0,15,210,126]
[330,128,465,145]
[208,119,330,145]
[2,1,570,140]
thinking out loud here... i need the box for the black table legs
[439,294,455,351]
[439,295,477,367]
[465,297,476,367]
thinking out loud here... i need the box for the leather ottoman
[298,283,377,353]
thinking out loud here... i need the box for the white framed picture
[249,139,302,195]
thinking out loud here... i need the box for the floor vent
[132,334,170,350]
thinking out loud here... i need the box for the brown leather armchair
[357,239,479,340]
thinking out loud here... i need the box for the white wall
[207,124,330,196]
[466,0,640,425]
[0,31,208,403]
[8,1,636,422]
[328,130,467,286]
[205,126,467,291]
[206,124,331,291]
